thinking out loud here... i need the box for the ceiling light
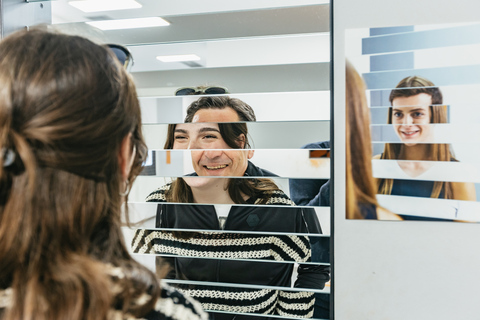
[69,0,142,13]
[156,54,201,62]
[86,17,170,31]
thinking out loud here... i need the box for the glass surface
[44,1,332,318]
[346,22,480,221]
[136,149,330,179]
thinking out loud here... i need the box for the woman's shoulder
[146,183,172,202]
[106,265,208,320]
[376,207,403,220]
[145,283,209,320]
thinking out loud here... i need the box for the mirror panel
[137,149,329,179]
[130,177,331,207]
[143,122,330,150]
[377,194,480,221]
[346,22,480,221]
[165,280,328,319]
[126,203,330,233]
[370,124,480,143]
[51,4,329,45]
[140,92,330,122]
[132,230,330,264]
[44,1,332,318]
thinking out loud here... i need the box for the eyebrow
[174,128,188,134]
[198,127,221,134]
[392,107,428,112]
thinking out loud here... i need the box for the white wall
[333,0,480,319]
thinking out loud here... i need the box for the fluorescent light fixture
[86,17,169,31]
[69,0,142,13]
[156,54,201,62]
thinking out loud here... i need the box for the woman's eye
[413,112,424,117]
[174,136,187,140]
[203,135,218,139]
[393,112,402,117]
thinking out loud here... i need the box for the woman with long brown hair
[0,29,206,320]
[345,61,401,220]
[375,76,476,205]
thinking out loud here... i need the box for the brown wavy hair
[378,76,455,198]
[345,61,379,219]
[0,29,158,320]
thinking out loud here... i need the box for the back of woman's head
[345,61,378,219]
[0,29,154,320]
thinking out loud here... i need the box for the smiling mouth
[204,164,228,170]
[401,130,419,137]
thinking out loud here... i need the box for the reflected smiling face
[391,93,433,146]
[174,122,253,177]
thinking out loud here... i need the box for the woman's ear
[118,133,134,181]
[237,134,246,148]
[237,133,254,159]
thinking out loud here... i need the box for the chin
[403,142,418,147]
[183,176,216,188]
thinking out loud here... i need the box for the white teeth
[205,165,227,170]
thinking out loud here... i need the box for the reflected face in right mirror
[391,93,432,146]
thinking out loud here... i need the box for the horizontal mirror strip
[140,91,330,123]
[144,121,330,150]
[372,142,480,165]
[377,194,480,222]
[371,124,480,143]
[139,149,330,179]
[123,203,328,234]
[163,279,329,294]
[135,63,330,97]
[132,177,332,207]
[131,229,329,264]
[373,160,480,183]
[368,83,480,103]
[362,65,480,90]
[53,5,329,46]
[361,23,480,55]
[129,33,330,73]
[163,279,329,319]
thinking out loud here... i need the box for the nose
[402,115,414,125]
[202,149,223,160]
[187,138,204,150]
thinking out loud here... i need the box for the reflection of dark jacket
[140,162,330,319]
[288,143,331,319]
[289,142,331,207]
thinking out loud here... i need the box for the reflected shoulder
[259,190,296,206]
[145,183,171,202]
[376,207,403,220]
[451,181,477,201]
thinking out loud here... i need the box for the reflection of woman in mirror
[375,76,476,202]
[0,29,207,320]
[346,61,402,220]
[133,97,329,319]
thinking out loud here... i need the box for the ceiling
[46,1,331,94]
